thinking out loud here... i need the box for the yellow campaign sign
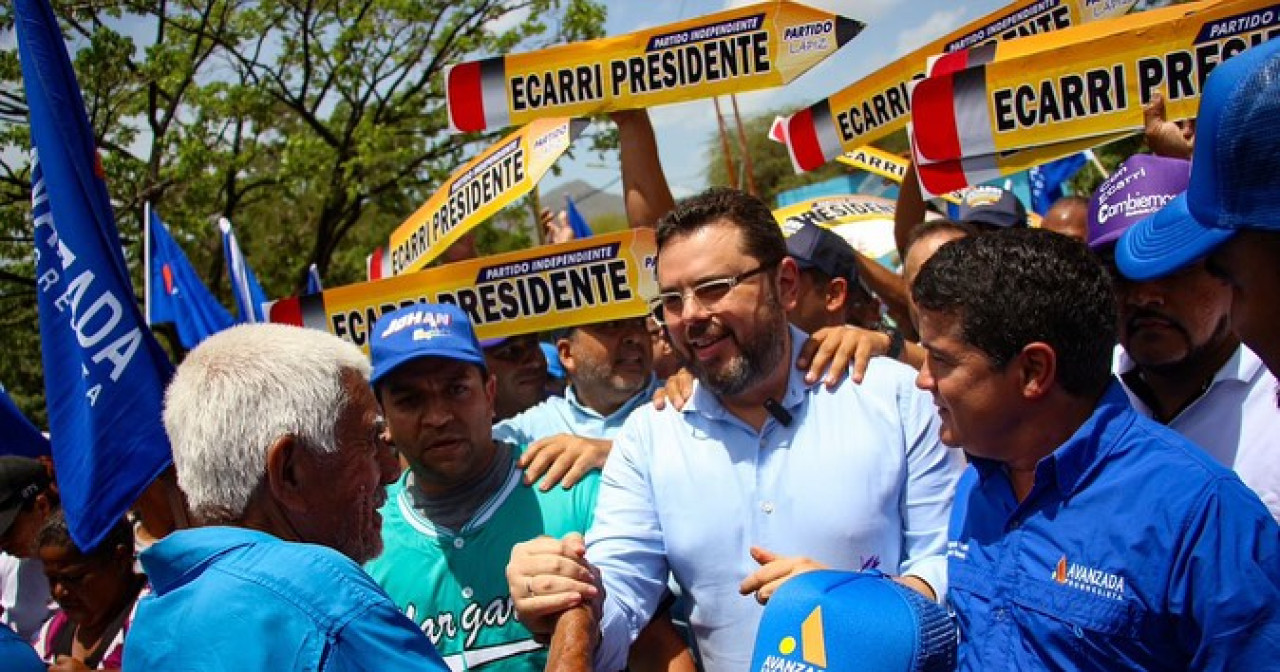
[269,229,658,350]
[783,0,1137,172]
[386,117,586,276]
[774,194,910,264]
[911,0,1278,162]
[445,1,863,133]
[835,146,965,205]
[910,122,1131,196]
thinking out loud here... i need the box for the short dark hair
[656,187,786,268]
[912,228,1116,397]
[35,510,134,558]
[904,219,979,257]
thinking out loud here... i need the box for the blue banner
[566,196,593,240]
[1029,153,1087,216]
[17,0,173,550]
[148,210,234,349]
[0,387,51,458]
[306,263,323,295]
[219,218,268,322]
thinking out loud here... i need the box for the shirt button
[453,537,465,549]
[461,586,474,600]
[761,502,775,514]
[994,608,1007,622]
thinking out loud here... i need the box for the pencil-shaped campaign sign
[835,146,965,204]
[271,229,658,350]
[774,195,906,265]
[386,117,586,276]
[910,122,1130,195]
[911,0,1278,163]
[783,0,1137,172]
[446,1,862,133]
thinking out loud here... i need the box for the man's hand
[739,546,827,605]
[543,208,576,245]
[797,325,891,387]
[1143,91,1195,159]
[518,435,611,491]
[652,368,695,411]
[507,533,603,636]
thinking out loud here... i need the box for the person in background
[785,223,883,335]
[1089,154,1279,520]
[33,513,143,670]
[0,456,57,642]
[483,334,549,422]
[124,323,449,671]
[646,316,681,381]
[1118,38,1280,384]
[913,229,1280,669]
[1040,195,1089,242]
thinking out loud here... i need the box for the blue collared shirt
[949,382,1280,671]
[494,377,659,444]
[588,326,965,672]
[125,527,448,671]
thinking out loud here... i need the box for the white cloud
[894,7,967,57]
[486,6,532,36]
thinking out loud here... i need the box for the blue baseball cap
[751,570,956,672]
[1118,38,1280,281]
[539,342,565,380]
[369,303,486,386]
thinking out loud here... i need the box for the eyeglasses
[648,263,773,326]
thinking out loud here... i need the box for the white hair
[163,323,371,522]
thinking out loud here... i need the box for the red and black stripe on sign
[447,57,510,133]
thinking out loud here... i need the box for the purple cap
[1087,154,1189,250]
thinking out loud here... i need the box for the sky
[542,0,1011,200]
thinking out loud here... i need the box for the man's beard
[685,295,789,398]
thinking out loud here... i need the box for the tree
[0,0,607,423]
[704,104,850,206]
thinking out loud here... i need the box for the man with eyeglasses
[506,188,965,672]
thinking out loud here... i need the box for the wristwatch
[883,326,905,361]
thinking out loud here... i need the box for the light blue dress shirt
[587,326,965,672]
[494,377,659,444]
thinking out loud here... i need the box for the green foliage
[704,105,850,207]
[0,0,606,423]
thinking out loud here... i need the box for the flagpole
[143,201,151,325]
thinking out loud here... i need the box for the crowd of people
[3,27,1280,672]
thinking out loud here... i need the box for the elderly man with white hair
[123,324,448,671]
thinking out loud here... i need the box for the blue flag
[0,387,51,458]
[1028,153,1088,216]
[219,218,268,322]
[306,263,323,295]
[17,0,173,550]
[566,196,593,240]
[148,209,234,349]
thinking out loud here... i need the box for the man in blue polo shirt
[913,229,1280,669]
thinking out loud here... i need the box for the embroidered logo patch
[1053,555,1126,601]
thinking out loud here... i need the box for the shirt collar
[682,324,812,420]
[564,375,658,421]
[141,526,280,594]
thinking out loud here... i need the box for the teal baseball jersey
[366,450,599,671]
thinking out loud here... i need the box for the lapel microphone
[763,398,792,426]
